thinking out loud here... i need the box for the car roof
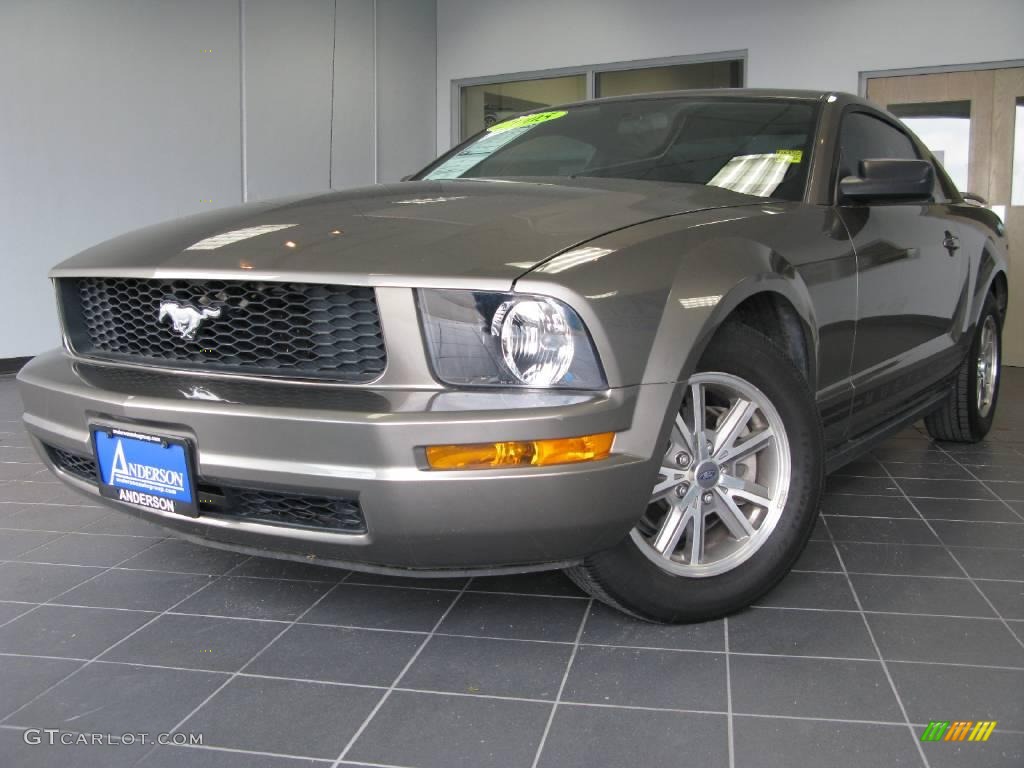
[548,88,871,110]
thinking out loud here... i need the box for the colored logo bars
[920,721,997,743]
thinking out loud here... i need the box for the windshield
[418,97,818,200]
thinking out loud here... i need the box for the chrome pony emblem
[158,301,222,340]
[180,385,236,404]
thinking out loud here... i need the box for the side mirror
[839,159,934,203]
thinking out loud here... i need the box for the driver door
[836,109,968,436]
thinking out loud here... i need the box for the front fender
[663,259,818,386]
[515,204,839,390]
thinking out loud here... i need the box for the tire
[565,323,825,623]
[924,294,1002,443]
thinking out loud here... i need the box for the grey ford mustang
[18,89,1008,622]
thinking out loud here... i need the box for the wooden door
[990,69,1024,366]
[866,68,1024,365]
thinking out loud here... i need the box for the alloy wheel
[976,315,999,419]
[631,372,791,577]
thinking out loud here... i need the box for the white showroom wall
[434,0,1024,152]
[0,0,436,359]
[5,0,1023,360]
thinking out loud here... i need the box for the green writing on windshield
[488,110,568,133]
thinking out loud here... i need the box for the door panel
[834,109,968,436]
[845,207,965,374]
[841,205,967,435]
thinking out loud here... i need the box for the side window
[838,111,920,181]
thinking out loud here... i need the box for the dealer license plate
[92,426,198,517]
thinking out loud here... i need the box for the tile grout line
[2,688,1024,736]
[4,719,1022,768]
[0,603,37,628]
[877,460,1024,651]
[724,615,735,768]
[789,568,1024,584]
[150,740,342,765]
[529,597,594,768]
[0,551,241,725]
[802,537,1016,551]
[831,471,1024,484]
[821,490,1024,501]
[134,570,358,765]
[822,513,1023,525]
[0,535,169,632]
[4,637,1024,673]
[1,529,80,564]
[1,559,339,581]
[332,579,474,767]
[820,514,932,768]
[930,442,1024,522]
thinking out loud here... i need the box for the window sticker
[487,110,568,133]
[775,149,803,163]
[424,111,569,180]
[708,154,791,197]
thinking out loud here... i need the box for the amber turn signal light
[425,432,614,470]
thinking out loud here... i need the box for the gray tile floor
[0,371,1022,768]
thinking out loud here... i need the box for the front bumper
[17,351,675,575]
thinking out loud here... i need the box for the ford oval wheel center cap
[694,461,720,489]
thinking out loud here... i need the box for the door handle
[942,231,960,255]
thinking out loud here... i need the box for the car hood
[52,178,762,288]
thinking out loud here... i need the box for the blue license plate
[92,427,197,517]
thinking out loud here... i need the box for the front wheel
[566,324,824,623]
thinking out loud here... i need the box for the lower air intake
[44,444,366,534]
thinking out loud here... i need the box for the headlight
[418,290,606,389]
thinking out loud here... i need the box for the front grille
[42,444,366,534]
[60,278,387,382]
[48,446,98,482]
[199,486,366,533]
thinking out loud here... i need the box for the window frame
[450,50,747,146]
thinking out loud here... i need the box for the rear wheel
[924,295,1002,443]
[566,324,824,623]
